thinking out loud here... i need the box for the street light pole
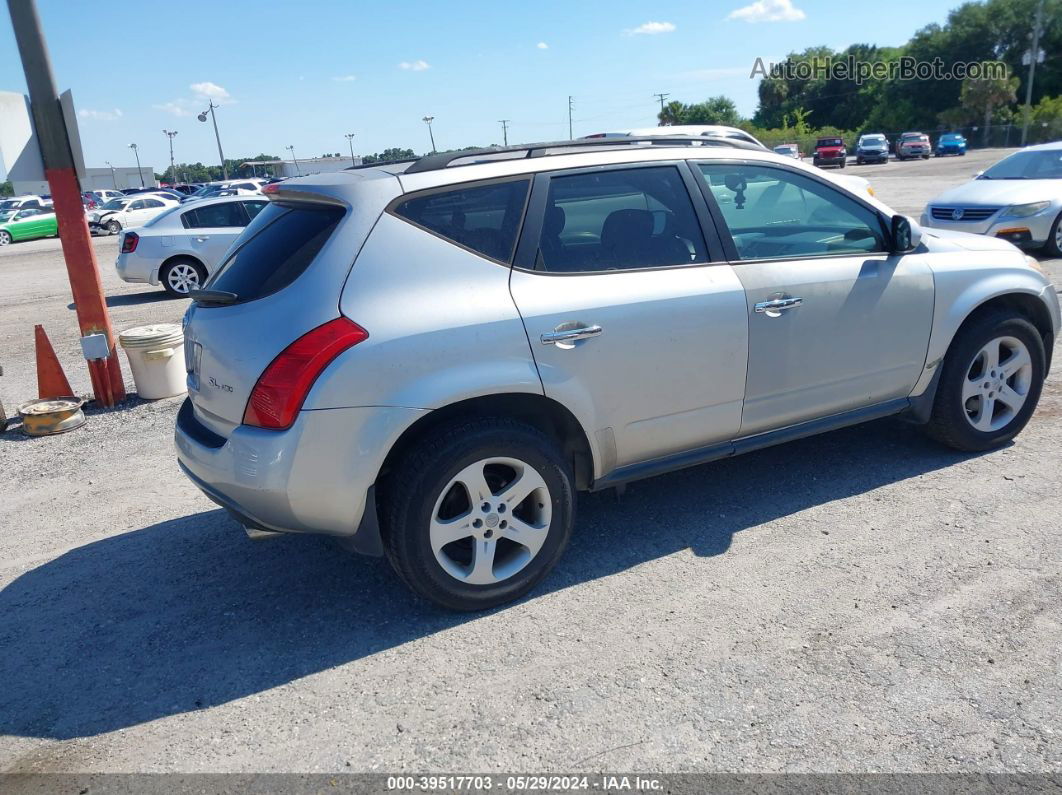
[345,132,356,167]
[128,142,144,187]
[105,160,117,189]
[498,119,510,146]
[422,115,436,153]
[198,100,227,180]
[286,144,301,175]
[162,129,177,186]
[1021,0,1046,146]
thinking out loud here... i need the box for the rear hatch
[181,172,401,436]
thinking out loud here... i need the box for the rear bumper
[174,397,426,551]
[115,251,156,284]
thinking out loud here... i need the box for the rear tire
[382,418,575,610]
[161,258,207,296]
[0,230,10,246]
[924,310,1045,452]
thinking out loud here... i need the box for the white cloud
[153,100,195,117]
[78,108,122,121]
[727,0,805,22]
[398,59,431,71]
[625,21,676,35]
[536,41,549,49]
[332,74,357,82]
[190,81,231,101]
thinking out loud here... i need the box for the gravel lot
[1,148,1061,775]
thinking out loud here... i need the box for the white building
[242,155,361,179]
[13,164,154,196]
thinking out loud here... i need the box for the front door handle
[540,324,603,345]
[754,297,803,315]
[195,236,210,242]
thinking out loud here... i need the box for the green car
[0,208,59,246]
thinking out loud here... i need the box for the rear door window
[392,178,530,263]
[205,202,344,302]
[182,201,248,229]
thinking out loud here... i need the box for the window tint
[697,163,886,260]
[182,201,248,229]
[243,200,267,220]
[205,202,344,302]
[143,198,165,208]
[536,166,707,273]
[24,200,41,209]
[393,178,530,262]
[128,200,145,210]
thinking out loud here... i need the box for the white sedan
[115,195,267,295]
[921,142,1062,255]
[87,195,179,235]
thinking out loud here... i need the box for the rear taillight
[242,317,369,430]
[121,232,139,253]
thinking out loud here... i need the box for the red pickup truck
[812,137,846,169]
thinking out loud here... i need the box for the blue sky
[1,0,951,177]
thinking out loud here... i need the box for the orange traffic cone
[34,325,75,399]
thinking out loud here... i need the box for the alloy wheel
[429,456,552,585]
[166,263,202,294]
[961,335,1033,432]
[1054,219,1062,250]
[0,231,10,246]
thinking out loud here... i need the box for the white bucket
[118,323,187,400]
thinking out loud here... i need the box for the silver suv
[176,137,1060,610]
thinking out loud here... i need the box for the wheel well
[958,292,1055,373]
[377,393,595,492]
[159,254,206,279]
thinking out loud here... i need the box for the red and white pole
[7,0,125,406]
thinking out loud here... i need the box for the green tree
[0,180,13,197]
[362,147,417,164]
[657,96,743,126]
[961,72,1020,144]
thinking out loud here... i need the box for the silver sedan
[921,141,1062,255]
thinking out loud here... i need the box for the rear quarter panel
[319,212,542,411]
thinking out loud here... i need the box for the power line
[653,92,670,114]
[498,119,510,146]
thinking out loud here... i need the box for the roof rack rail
[403,135,766,175]
[345,157,420,171]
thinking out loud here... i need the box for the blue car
[935,133,967,157]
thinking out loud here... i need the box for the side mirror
[890,214,920,253]
[974,170,984,178]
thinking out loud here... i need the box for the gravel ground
[1,149,1060,775]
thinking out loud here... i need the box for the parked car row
[807,131,968,169]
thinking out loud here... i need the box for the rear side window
[205,202,344,302]
[392,178,530,262]
[182,202,247,228]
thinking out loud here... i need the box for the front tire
[925,310,1045,452]
[1044,211,1062,257]
[106,220,121,235]
[382,418,575,610]
[161,258,207,296]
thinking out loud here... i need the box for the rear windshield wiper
[188,289,239,306]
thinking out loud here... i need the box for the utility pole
[1021,0,1046,146]
[197,100,227,179]
[654,92,670,116]
[105,160,117,189]
[568,96,574,139]
[345,132,356,167]
[498,119,510,146]
[128,142,144,187]
[7,0,125,405]
[422,115,436,153]
[162,129,177,185]
[285,144,301,175]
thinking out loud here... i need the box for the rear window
[204,202,344,302]
[182,201,247,228]
[392,178,530,262]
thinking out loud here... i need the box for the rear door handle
[540,324,603,344]
[754,297,803,315]
[195,236,210,242]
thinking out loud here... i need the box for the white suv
[176,137,1060,610]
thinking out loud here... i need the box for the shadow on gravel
[0,417,982,739]
[66,291,184,310]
